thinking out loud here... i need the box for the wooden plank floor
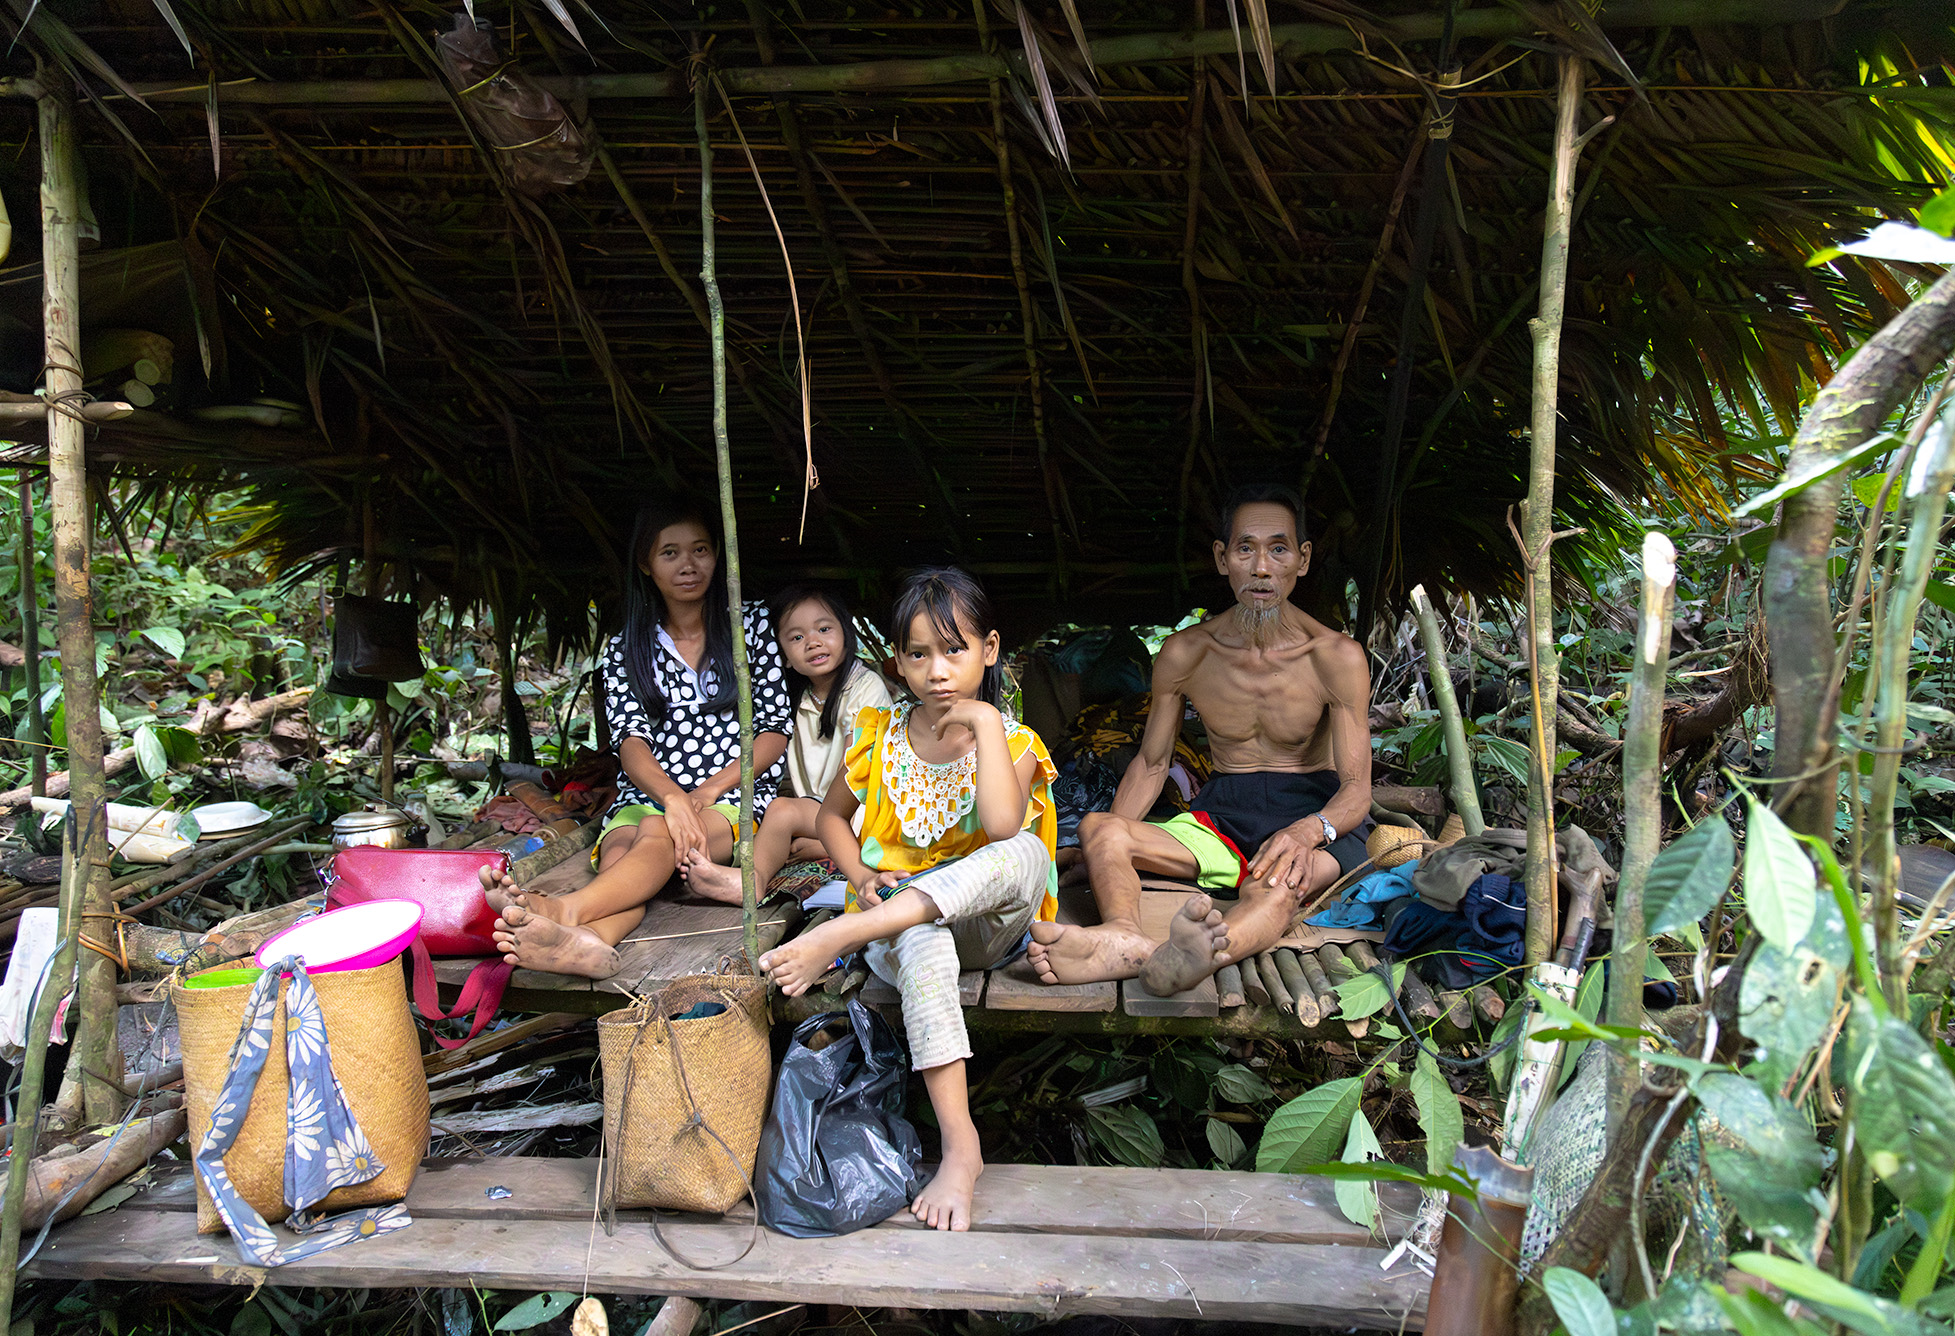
[28,1158,1429,1327]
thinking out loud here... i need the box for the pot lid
[332,808,411,831]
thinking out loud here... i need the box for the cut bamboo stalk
[0,399,132,423]
[696,71,761,974]
[1400,966,1444,1024]
[1607,531,1676,1142]
[1345,940,1383,972]
[1272,950,1318,1027]
[1437,988,1474,1030]
[16,470,41,800]
[1297,949,1339,1017]
[1411,583,1485,837]
[1469,984,1506,1026]
[1317,941,1357,980]
[1256,950,1294,1012]
[1215,962,1245,1010]
[1239,952,1271,1007]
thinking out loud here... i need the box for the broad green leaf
[1334,1106,1380,1230]
[1923,186,1955,238]
[1542,1267,1615,1336]
[1642,819,1735,937]
[1411,1048,1463,1176]
[139,626,186,661]
[1257,1076,1362,1174]
[1733,1252,1955,1336]
[1923,580,1955,616]
[1289,1159,1479,1197]
[1215,1063,1273,1104]
[1205,1116,1246,1168]
[1705,1147,1823,1258]
[1085,1105,1164,1168]
[1488,998,1525,1092]
[1695,1073,1824,1183]
[1854,1215,1917,1293]
[159,726,202,767]
[1716,1288,1827,1336]
[1744,799,1816,952]
[1845,998,1955,1213]
[1334,963,1404,1021]
[1559,963,1608,1089]
[1740,892,1846,1091]
[1852,472,1895,509]
[1923,1284,1955,1318]
[496,1293,579,1331]
[132,724,167,782]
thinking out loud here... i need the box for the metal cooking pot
[330,807,413,851]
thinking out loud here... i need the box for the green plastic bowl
[183,966,263,990]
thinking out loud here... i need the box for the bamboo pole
[17,470,42,796]
[0,812,87,1331]
[37,78,118,1131]
[19,0,1831,106]
[697,69,761,972]
[1517,53,1585,967]
[1411,583,1484,837]
[1606,532,1675,1142]
[1869,413,1955,1008]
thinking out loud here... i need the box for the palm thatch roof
[0,0,1950,642]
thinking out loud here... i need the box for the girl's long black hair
[771,583,863,742]
[889,566,1005,710]
[621,499,737,723]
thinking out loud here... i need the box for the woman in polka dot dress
[482,500,793,979]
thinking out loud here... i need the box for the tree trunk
[1519,55,1584,965]
[1766,267,1955,837]
[37,81,119,1132]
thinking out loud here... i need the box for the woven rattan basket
[598,972,771,1215]
[173,960,429,1234]
[1367,822,1427,870]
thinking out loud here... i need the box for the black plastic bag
[755,1000,922,1238]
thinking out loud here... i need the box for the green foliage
[1411,1048,1462,1175]
[1084,1105,1165,1167]
[1844,1000,1955,1215]
[1334,1106,1381,1230]
[1543,1267,1617,1336]
[1743,798,1818,952]
[1256,1077,1361,1174]
[1642,817,1735,937]
[494,1292,579,1330]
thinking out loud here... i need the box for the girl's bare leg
[681,798,815,904]
[913,1060,982,1231]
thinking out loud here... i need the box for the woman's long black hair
[621,499,737,723]
[770,583,863,742]
[889,566,1005,710]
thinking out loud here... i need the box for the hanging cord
[1367,958,1526,1070]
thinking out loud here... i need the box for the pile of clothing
[1306,826,1615,988]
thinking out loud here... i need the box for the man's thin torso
[1172,611,1350,775]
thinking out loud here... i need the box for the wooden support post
[1606,534,1674,1140]
[36,78,119,1131]
[377,698,395,804]
[0,812,88,1330]
[17,470,42,796]
[1411,584,1484,837]
[696,70,760,971]
[1518,53,1586,967]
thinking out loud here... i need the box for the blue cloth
[1381,873,1527,988]
[194,957,411,1267]
[1305,859,1420,930]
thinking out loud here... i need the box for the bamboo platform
[434,850,1353,1035]
[24,1156,1430,1326]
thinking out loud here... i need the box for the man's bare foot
[1026,920,1153,985]
[1138,894,1230,996]
[492,900,620,979]
[676,849,746,906]
[478,865,567,924]
[756,915,855,996]
[912,1145,982,1231]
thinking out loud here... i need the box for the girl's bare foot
[1137,894,1230,996]
[478,865,567,924]
[912,1145,982,1231]
[676,849,746,906]
[756,915,857,995]
[492,900,620,979]
[1027,920,1154,985]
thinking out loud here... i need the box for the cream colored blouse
[783,663,894,800]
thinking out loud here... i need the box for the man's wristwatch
[1316,814,1338,845]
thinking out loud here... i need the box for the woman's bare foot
[1138,894,1230,996]
[492,900,620,979]
[912,1145,983,1231]
[1026,920,1153,985]
[676,849,746,906]
[756,915,857,996]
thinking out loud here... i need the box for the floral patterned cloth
[193,958,411,1267]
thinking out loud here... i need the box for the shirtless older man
[1028,485,1373,995]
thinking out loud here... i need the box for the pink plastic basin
[256,899,424,974]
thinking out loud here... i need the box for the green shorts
[1155,811,1250,896]
[594,801,741,867]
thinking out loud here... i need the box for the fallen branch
[14,1110,186,1231]
[182,687,313,738]
[0,746,136,810]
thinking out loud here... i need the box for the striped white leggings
[863,831,1051,1071]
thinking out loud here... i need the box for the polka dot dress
[600,601,792,822]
